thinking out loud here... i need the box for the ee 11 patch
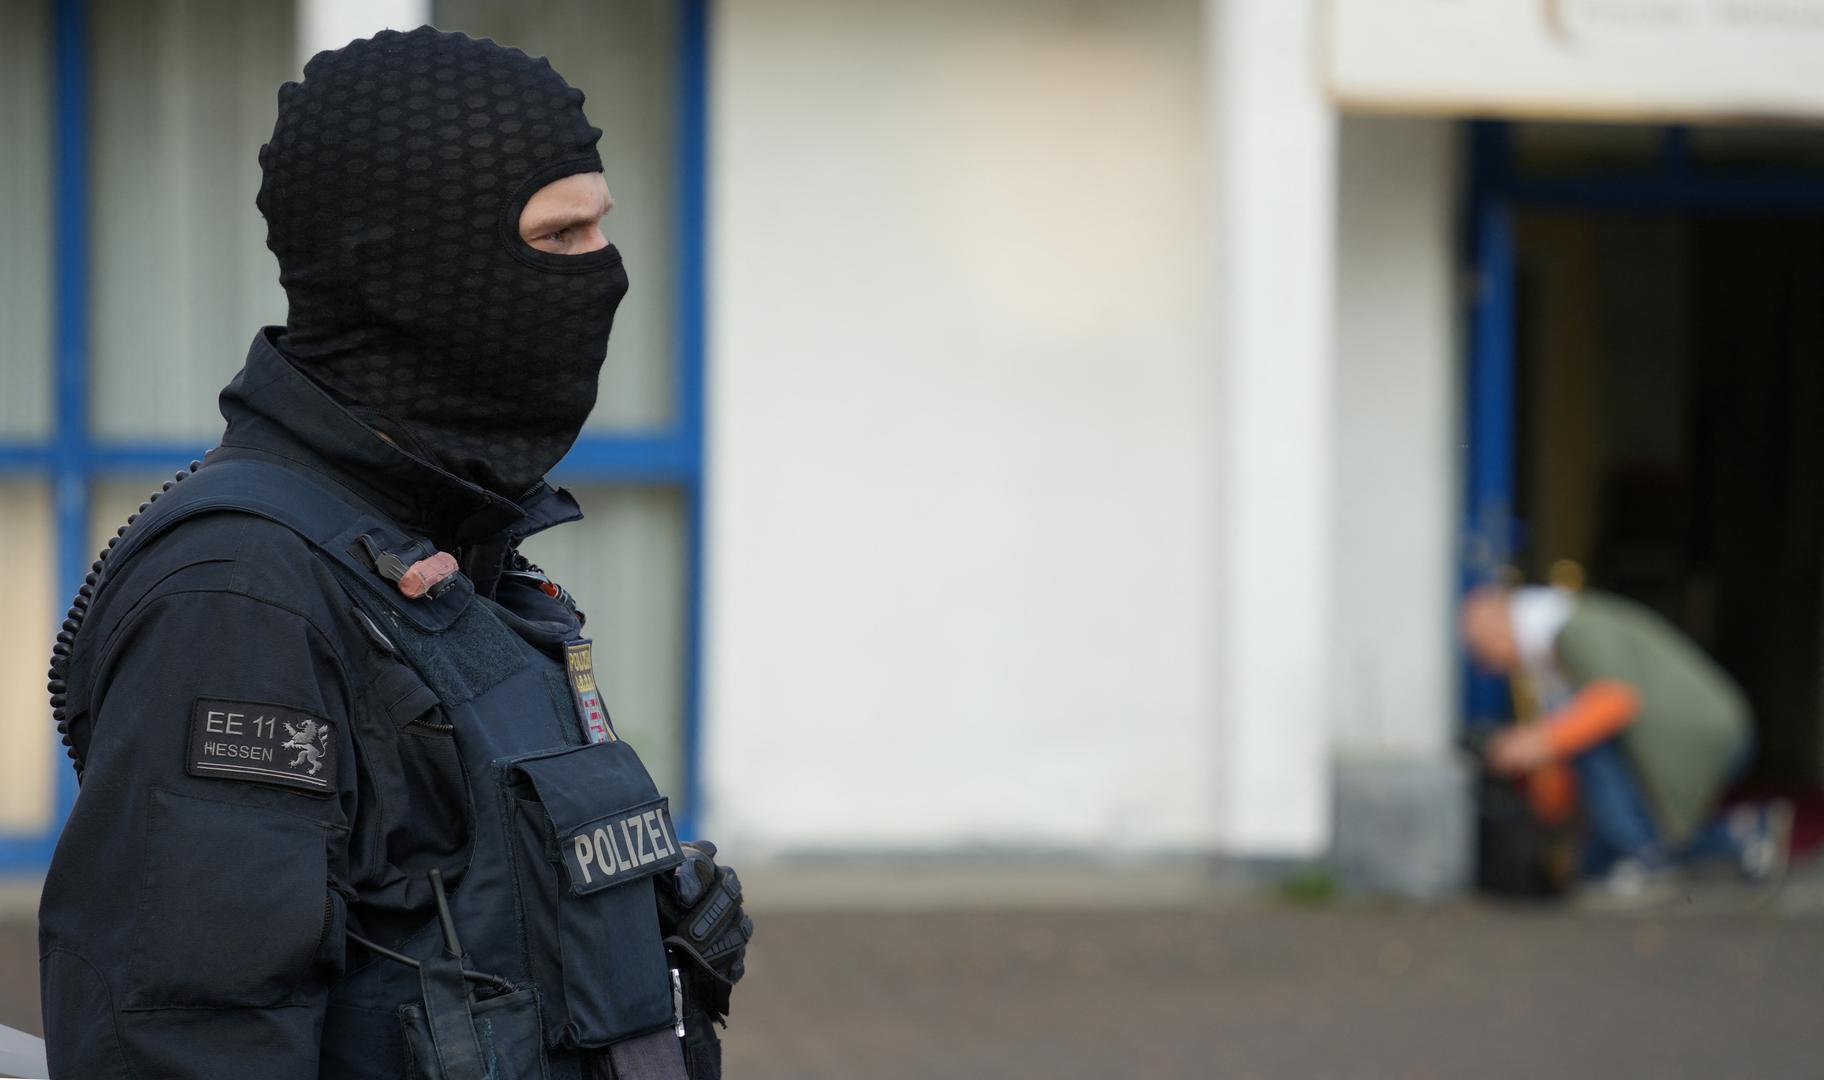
[187,698,336,796]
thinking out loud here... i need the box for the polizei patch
[562,799,683,894]
[187,698,336,796]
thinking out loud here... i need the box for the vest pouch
[399,963,550,1080]
[506,740,684,1049]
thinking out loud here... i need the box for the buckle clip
[352,531,458,600]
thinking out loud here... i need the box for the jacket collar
[216,328,581,550]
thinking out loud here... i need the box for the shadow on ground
[4,903,1821,1078]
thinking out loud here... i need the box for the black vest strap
[103,457,476,634]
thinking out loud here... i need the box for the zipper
[405,716,455,735]
[318,894,336,958]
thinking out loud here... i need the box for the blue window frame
[1460,118,1824,728]
[0,0,710,871]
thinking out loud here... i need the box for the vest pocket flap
[504,741,679,1046]
[508,741,682,895]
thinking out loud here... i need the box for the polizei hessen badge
[565,638,616,744]
[187,698,337,796]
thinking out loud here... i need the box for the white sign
[1327,0,1824,120]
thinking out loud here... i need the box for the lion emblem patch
[281,718,330,776]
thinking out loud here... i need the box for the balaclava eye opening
[256,26,629,499]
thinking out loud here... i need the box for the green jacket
[1555,593,1751,844]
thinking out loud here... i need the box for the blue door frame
[0,0,712,872]
[1460,118,1824,727]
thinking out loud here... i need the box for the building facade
[3,0,1821,892]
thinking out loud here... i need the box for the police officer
[40,28,748,1080]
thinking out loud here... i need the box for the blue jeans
[1573,737,1750,877]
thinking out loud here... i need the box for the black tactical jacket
[38,328,640,1078]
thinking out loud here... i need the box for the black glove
[654,840,752,1024]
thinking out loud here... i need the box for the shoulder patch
[187,698,337,796]
[564,638,617,744]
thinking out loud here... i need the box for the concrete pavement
[2,876,1820,1078]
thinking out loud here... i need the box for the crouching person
[1460,584,1790,904]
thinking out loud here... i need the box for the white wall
[1330,116,1460,761]
[298,0,428,64]
[705,0,1221,852]
[1205,0,1339,856]
[1329,0,1824,122]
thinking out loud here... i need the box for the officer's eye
[525,212,606,254]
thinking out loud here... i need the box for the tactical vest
[69,457,684,1080]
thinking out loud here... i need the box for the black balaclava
[256,26,628,500]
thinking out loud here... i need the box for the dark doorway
[1512,211,1824,789]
